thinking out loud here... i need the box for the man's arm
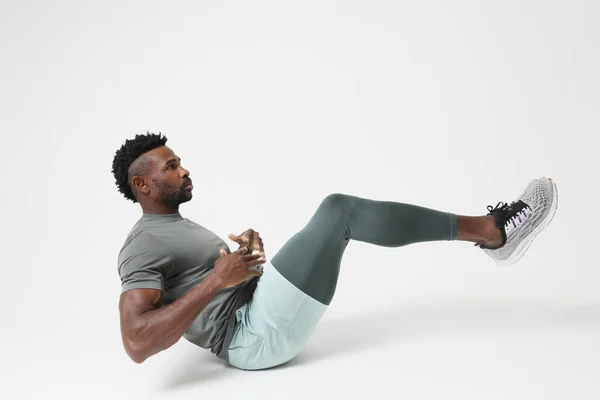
[119,272,224,364]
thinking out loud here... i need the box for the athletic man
[112,132,558,370]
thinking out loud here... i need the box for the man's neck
[141,204,179,215]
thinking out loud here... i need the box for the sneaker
[477,177,558,266]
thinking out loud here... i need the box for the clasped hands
[215,229,266,288]
[227,229,266,262]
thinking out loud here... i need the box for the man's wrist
[206,271,226,291]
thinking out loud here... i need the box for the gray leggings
[270,193,458,305]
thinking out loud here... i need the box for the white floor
[2,1,599,399]
[7,271,600,399]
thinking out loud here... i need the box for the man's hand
[215,247,264,288]
[228,229,266,260]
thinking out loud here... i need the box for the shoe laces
[487,201,533,230]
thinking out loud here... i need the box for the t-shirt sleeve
[118,232,173,294]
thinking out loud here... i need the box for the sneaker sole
[496,177,559,266]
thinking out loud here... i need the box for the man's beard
[154,180,191,209]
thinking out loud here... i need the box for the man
[112,132,558,370]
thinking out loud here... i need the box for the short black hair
[111,131,168,203]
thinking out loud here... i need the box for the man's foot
[476,177,558,266]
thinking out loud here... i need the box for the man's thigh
[228,261,327,370]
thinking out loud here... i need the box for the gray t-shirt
[117,212,258,361]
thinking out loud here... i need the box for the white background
[1,0,599,399]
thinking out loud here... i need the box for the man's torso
[117,212,257,358]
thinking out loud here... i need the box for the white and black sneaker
[477,177,558,266]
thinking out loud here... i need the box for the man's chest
[161,222,230,275]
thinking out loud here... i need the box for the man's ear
[131,176,149,195]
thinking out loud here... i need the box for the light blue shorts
[227,261,328,370]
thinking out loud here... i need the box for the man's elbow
[128,350,147,364]
[124,338,148,364]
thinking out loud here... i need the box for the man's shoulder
[118,224,172,261]
[119,219,145,248]
[117,229,175,277]
[120,228,165,250]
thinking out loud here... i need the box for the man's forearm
[127,273,225,363]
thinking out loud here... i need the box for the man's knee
[321,193,354,215]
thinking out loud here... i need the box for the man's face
[143,146,193,208]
